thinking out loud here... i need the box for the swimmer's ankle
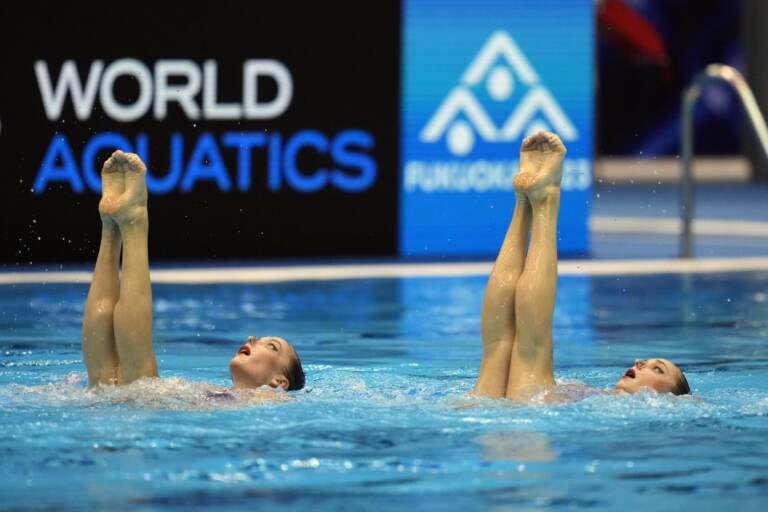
[529,185,560,206]
[116,207,149,233]
[100,220,120,237]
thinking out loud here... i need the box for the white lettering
[99,59,153,122]
[404,159,591,193]
[154,60,202,120]
[203,60,242,120]
[36,59,295,122]
[243,59,293,119]
[34,60,103,120]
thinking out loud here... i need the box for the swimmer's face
[615,358,686,395]
[229,336,296,391]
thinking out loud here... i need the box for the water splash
[1,373,289,411]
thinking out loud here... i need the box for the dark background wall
[597,0,743,157]
[0,1,400,264]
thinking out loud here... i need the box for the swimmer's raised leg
[474,184,532,398]
[109,151,158,384]
[506,132,565,399]
[82,158,125,386]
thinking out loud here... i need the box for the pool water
[1,272,767,510]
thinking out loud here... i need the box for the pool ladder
[680,63,768,258]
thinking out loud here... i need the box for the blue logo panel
[401,0,594,256]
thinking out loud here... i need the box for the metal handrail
[680,63,768,258]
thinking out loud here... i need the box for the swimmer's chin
[614,376,640,394]
[227,357,253,388]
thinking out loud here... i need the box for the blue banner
[400,0,594,257]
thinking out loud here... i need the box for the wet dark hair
[672,370,691,396]
[284,348,305,391]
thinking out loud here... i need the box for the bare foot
[513,131,566,202]
[98,152,126,227]
[98,150,148,229]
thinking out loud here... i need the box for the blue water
[1,272,767,511]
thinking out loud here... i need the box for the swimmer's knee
[87,299,117,316]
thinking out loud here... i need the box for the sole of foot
[98,150,148,229]
[513,131,566,203]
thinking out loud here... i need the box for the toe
[111,150,129,166]
[521,136,532,150]
[548,134,566,153]
[525,132,548,149]
[125,153,147,172]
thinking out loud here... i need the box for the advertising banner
[2,1,593,263]
[0,2,400,262]
[400,0,594,257]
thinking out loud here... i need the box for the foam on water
[1,374,290,411]
[3,360,765,428]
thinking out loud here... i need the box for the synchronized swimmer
[472,131,689,399]
[80,131,688,401]
[82,150,305,396]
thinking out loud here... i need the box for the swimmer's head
[615,358,690,395]
[229,336,305,391]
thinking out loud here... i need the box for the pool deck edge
[2,257,768,284]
